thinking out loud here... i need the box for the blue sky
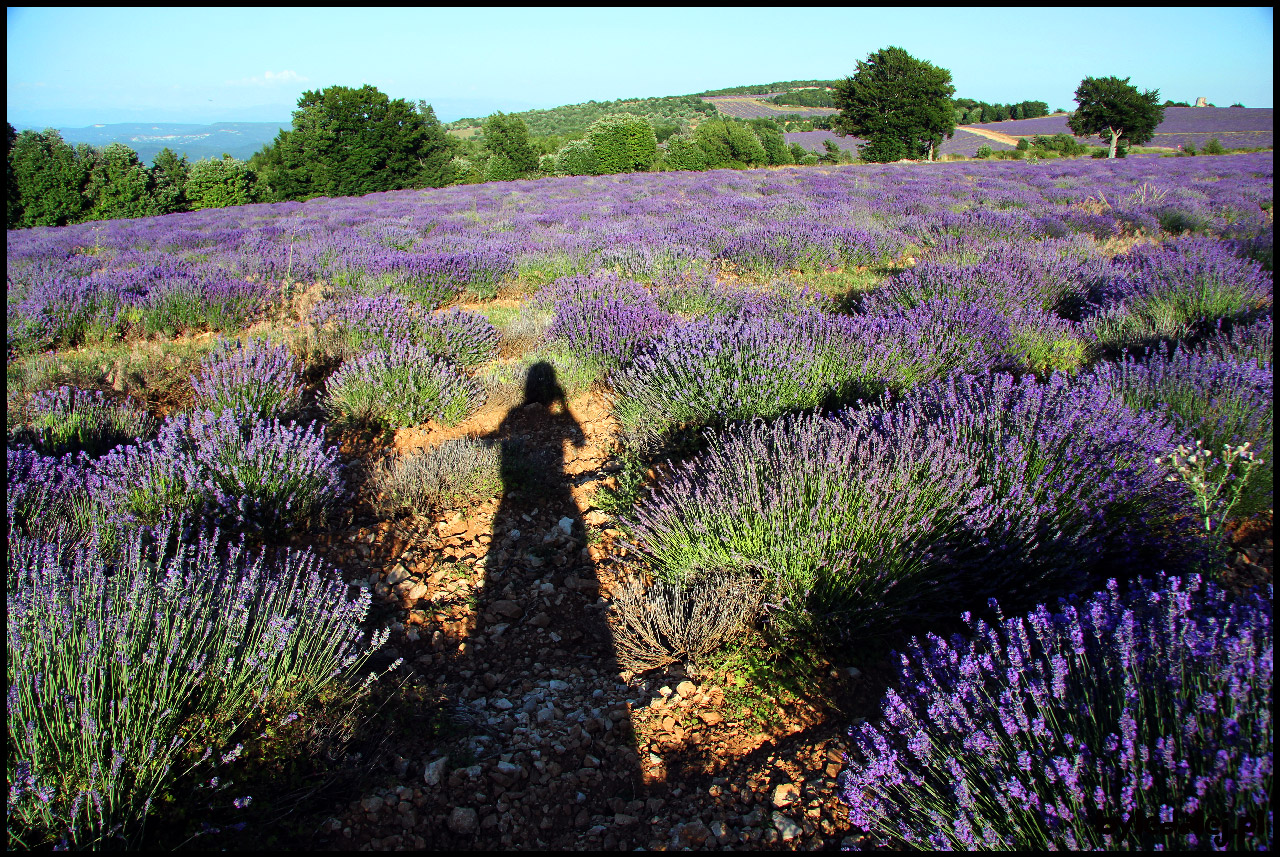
[7,7,1273,128]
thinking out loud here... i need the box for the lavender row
[627,372,1201,635]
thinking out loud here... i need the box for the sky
[7,7,1274,128]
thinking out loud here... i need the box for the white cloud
[227,70,308,87]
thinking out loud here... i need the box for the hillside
[11,121,290,165]
[971,106,1274,149]
[445,95,717,138]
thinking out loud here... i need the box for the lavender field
[973,105,1274,149]
[785,127,1018,157]
[702,94,838,119]
[7,152,1275,850]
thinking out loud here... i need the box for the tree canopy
[482,112,538,180]
[253,85,455,201]
[832,46,956,162]
[1068,76,1165,159]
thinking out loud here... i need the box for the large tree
[150,147,191,215]
[254,84,455,200]
[1067,76,1165,159]
[482,112,539,180]
[833,46,956,163]
[8,129,88,227]
[83,142,159,221]
[185,155,259,210]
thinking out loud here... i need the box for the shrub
[610,310,868,448]
[975,145,993,159]
[609,572,764,674]
[1015,137,1030,151]
[1203,137,1226,155]
[629,373,1199,637]
[6,446,98,544]
[1085,236,1273,350]
[839,573,1273,850]
[542,273,674,369]
[187,410,344,534]
[555,140,600,177]
[585,113,658,175]
[310,292,419,356]
[322,340,486,430]
[372,437,502,514]
[694,119,768,168]
[9,386,156,458]
[6,522,387,849]
[416,309,500,368]
[1088,340,1273,519]
[93,415,206,530]
[191,337,304,421]
[663,132,708,171]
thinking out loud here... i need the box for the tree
[833,46,957,163]
[9,129,88,227]
[585,113,658,174]
[1067,76,1165,159]
[554,139,600,176]
[83,142,158,221]
[693,118,767,169]
[482,112,538,179]
[662,132,708,171]
[6,122,21,228]
[253,85,455,200]
[150,147,190,214]
[747,118,792,165]
[186,155,259,210]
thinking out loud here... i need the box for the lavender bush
[310,292,418,357]
[321,340,486,430]
[9,386,157,458]
[191,337,304,421]
[6,446,98,544]
[416,308,500,368]
[372,438,503,514]
[629,373,1200,635]
[545,283,675,370]
[187,410,344,534]
[6,522,389,849]
[839,574,1273,850]
[610,310,868,448]
[93,415,206,530]
[1088,338,1273,518]
[1085,236,1274,350]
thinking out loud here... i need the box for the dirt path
[959,125,1023,145]
[277,387,873,850]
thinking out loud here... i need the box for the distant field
[785,127,1017,158]
[702,96,837,119]
[971,106,1273,149]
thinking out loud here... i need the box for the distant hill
[10,121,290,165]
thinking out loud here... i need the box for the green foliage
[449,94,715,140]
[585,113,658,174]
[482,112,538,178]
[695,79,839,97]
[1015,137,1030,151]
[662,132,709,171]
[6,122,20,228]
[693,118,767,168]
[746,118,792,165]
[185,155,259,210]
[975,144,993,159]
[1164,100,1192,107]
[1202,137,1226,155]
[1029,133,1090,156]
[149,147,190,214]
[858,134,907,163]
[483,153,522,183]
[1068,75,1165,158]
[834,46,957,162]
[788,142,807,163]
[953,98,1049,124]
[9,129,88,227]
[554,139,601,176]
[254,85,455,201]
[83,143,159,222]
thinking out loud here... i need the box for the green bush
[585,113,658,175]
[663,132,708,171]
[555,139,601,176]
[858,135,907,162]
[694,119,767,168]
[975,144,993,159]
[1015,137,1030,151]
[1203,137,1226,155]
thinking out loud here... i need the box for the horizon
[7,7,1274,129]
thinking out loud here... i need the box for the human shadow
[450,361,645,847]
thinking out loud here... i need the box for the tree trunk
[927,141,934,162]
[1108,128,1120,159]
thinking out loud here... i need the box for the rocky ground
[212,387,1271,852]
